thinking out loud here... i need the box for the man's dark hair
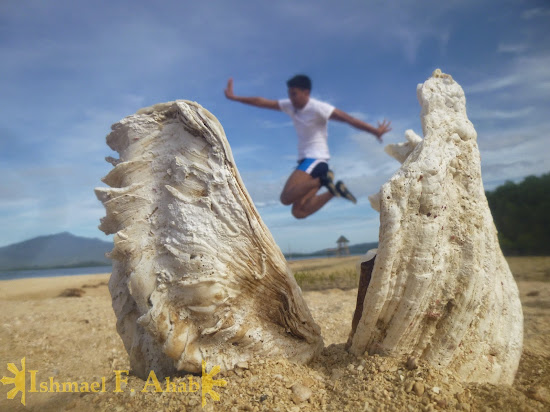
[287,74,311,91]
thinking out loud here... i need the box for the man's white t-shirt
[278,97,335,161]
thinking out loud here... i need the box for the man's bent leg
[280,170,321,205]
[291,189,334,219]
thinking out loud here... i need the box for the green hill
[486,172,550,255]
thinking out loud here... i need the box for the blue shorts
[296,158,329,179]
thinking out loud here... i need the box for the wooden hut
[336,235,350,256]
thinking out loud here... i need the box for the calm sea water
[0,266,112,281]
[0,255,360,281]
[286,254,362,261]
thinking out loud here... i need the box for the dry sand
[1,257,549,411]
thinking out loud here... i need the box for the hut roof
[336,235,349,243]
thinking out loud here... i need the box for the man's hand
[374,119,392,142]
[330,108,392,142]
[223,78,280,110]
[224,78,235,100]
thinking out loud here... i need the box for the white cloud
[466,75,521,94]
[521,7,550,20]
[465,52,550,97]
[475,118,550,189]
[0,197,40,212]
[497,43,529,54]
[231,145,267,159]
[470,106,535,121]
[238,168,287,204]
[272,0,467,63]
[347,111,369,121]
[258,120,294,129]
[254,200,281,208]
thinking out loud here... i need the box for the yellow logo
[201,360,227,407]
[1,357,26,406]
[1,357,227,408]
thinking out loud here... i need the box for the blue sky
[1,0,549,253]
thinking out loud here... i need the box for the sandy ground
[1,257,549,411]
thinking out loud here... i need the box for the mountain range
[0,232,112,271]
[0,232,377,271]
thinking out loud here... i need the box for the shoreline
[0,265,112,282]
[0,273,110,301]
[0,255,362,282]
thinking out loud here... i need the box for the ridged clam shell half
[348,70,523,385]
[95,101,323,379]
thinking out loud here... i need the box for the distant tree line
[486,172,550,256]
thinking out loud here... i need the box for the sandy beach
[1,256,549,411]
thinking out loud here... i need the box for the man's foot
[336,181,357,204]
[321,170,340,197]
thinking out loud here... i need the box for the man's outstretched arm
[224,78,280,110]
[330,108,392,142]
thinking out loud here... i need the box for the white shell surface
[349,71,523,385]
[96,101,322,378]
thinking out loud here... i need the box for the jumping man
[224,74,391,219]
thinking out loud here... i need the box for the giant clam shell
[95,101,323,378]
[348,70,523,385]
